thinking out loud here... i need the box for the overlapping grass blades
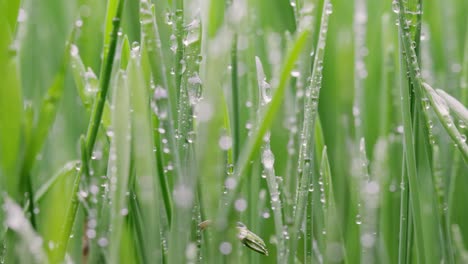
[2,0,468,263]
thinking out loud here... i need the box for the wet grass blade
[69,48,111,129]
[53,0,125,262]
[290,1,331,261]
[435,89,468,125]
[423,83,468,163]
[107,71,131,263]
[85,0,124,157]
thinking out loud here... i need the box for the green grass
[1,0,468,263]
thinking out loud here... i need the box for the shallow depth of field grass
[1,0,468,263]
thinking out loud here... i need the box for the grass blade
[85,0,124,157]
[423,83,468,163]
[258,79,286,262]
[218,22,310,228]
[128,45,162,263]
[290,1,332,261]
[435,89,468,125]
[0,9,22,201]
[107,71,131,263]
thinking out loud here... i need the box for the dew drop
[361,233,375,248]
[225,177,237,190]
[262,149,275,169]
[98,237,108,247]
[70,44,79,57]
[291,70,301,77]
[234,198,247,212]
[255,56,272,104]
[219,135,233,150]
[355,214,362,225]
[219,242,232,255]
[325,2,333,15]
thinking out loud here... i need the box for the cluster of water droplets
[140,0,154,26]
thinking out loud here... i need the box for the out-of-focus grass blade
[3,197,47,264]
[128,188,147,264]
[452,224,468,263]
[23,67,66,172]
[108,70,131,263]
[0,0,20,33]
[320,146,347,264]
[257,0,296,33]
[0,12,22,201]
[423,83,468,163]
[207,0,225,37]
[33,161,79,203]
[37,159,80,262]
[120,35,130,70]
[20,48,69,229]
[128,46,162,263]
[21,26,78,207]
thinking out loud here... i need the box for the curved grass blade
[422,83,468,163]
[435,89,468,125]
[452,225,468,263]
[69,48,111,129]
[33,161,79,203]
[44,154,85,263]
